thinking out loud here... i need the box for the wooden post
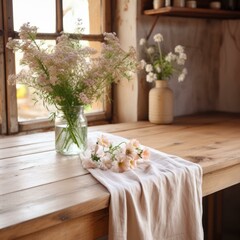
[0,0,7,134]
[56,0,63,33]
[216,191,223,240]
[207,194,215,240]
[2,0,18,133]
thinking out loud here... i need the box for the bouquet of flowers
[7,23,138,154]
[81,135,150,173]
[139,33,187,83]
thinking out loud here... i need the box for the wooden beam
[2,0,18,133]
[12,31,105,42]
[0,0,7,134]
[102,0,112,32]
[202,163,240,197]
[56,0,63,33]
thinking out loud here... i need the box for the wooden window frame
[0,0,112,134]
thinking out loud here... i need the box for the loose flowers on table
[81,135,150,173]
[139,33,187,83]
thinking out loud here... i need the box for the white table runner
[85,132,203,240]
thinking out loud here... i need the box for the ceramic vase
[149,80,173,124]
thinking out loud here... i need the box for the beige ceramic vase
[149,80,173,124]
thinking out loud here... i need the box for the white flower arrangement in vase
[139,33,187,83]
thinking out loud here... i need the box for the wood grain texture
[144,7,240,19]
[0,0,7,135]
[0,113,240,239]
[16,209,108,240]
[2,0,18,133]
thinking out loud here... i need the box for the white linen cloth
[86,132,203,240]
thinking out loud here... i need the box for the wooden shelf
[144,7,240,19]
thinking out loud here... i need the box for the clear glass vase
[55,106,88,155]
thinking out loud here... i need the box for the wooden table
[1,113,240,239]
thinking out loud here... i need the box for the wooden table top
[1,112,240,239]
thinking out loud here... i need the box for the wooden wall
[217,20,240,112]
[113,0,240,122]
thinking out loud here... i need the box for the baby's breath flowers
[81,135,150,173]
[7,23,138,107]
[7,23,138,152]
[139,33,187,83]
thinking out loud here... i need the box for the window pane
[17,84,56,121]
[63,0,102,34]
[13,0,56,33]
[15,40,56,122]
[15,40,104,122]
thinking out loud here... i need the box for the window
[0,0,111,134]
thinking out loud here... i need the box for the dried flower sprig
[81,135,150,173]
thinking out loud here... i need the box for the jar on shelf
[153,0,165,9]
[209,1,221,9]
[186,1,197,8]
[173,0,185,7]
[165,0,171,7]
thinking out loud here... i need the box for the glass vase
[55,106,88,155]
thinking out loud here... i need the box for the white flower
[139,38,146,46]
[179,52,187,60]
[147,47,154,54]
[165,52,177,62]
[178,74,185,82]
[153,33,163,43]
[145,64,153,73]
[178,68,187,82]
[146,72,157,82]
[175,45,184,53]
[140,59,146,69]
[177,57,186,65]
[182,68,188,75]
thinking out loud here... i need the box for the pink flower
[97,135,111,148]
[141,148,150,160]
[82,158,97,169]
[115,156,131,173]
[129,139,140,148]
[129,157,137,169]
[125,144,135,156]
[101,158,113,170]
[79,92,91,104]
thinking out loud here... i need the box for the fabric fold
[86,132,203,240]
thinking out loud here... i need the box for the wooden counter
[1,113,240,239]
